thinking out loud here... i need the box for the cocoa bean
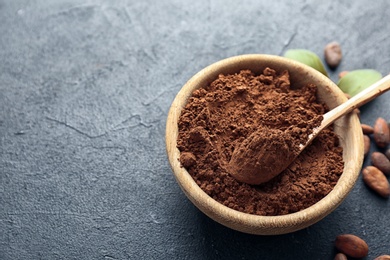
[335,234,368,258]
[364,135,370,156]
[371,152,390,175]
[362,166,390,198]
[386,149,390,160]
[374,117,390,148]
[361,124,374,135]
[324,42,342,68]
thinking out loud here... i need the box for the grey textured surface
[1,0,390,259]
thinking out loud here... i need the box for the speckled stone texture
[1,0,389,259]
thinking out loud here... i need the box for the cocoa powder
[177,68,344,216]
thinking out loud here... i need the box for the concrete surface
[1,0,389,259]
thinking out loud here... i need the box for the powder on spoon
[177,68,344,216]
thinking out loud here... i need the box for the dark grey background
[1,0,389,259]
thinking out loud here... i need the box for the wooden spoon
[228,74,390,185]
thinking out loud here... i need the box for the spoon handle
[321,74,390,129]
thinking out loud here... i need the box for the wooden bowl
[166,54,363,235]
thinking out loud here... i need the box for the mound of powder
[177,68,344,216]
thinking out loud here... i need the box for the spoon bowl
[166,54,364,235]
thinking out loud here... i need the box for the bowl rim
[166,54,364,235]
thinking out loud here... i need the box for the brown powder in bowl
[177,68,344,216]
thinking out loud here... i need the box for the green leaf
[284,49,328,77]
[337,69,382,97]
